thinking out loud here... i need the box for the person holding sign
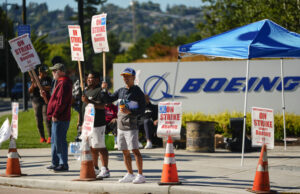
[81,72,110,178]
[43,63,73,172]
[29,65,52,144]
[102,67,146,184]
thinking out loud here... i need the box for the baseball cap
[38,65,48,72]
[49,63,65,71]
[120,67,136,76]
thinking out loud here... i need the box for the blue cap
[121,67,136,76]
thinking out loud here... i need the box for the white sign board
[11,102,19,139]
[0,35,4,49]
[91,13,109,53]
[157,101,182,137]
[81,104,95,138]
[68,25,84,61]
[9,34,41,73]
[114,60,300,115]
[251,107,274,149]
[0,118,11,145]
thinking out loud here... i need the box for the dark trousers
[144,118,155,140]
[32,101,51,138]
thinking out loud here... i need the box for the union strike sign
[11,102,19,139]
[251,107,274,149]
[9,34,41,73]
[91,13,109,53]
[157,101,182,138]
[81,104,95,138]
[68,25,84,61]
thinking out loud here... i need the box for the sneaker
[118,173,135,183]
[46,137,51,144]
[53,165,69,172]
[97,167,110,178]
[133,174,146,184]
[46,164,57,171]
[138,141,143,149]
[144,141,153,149]
[40,137,47,143]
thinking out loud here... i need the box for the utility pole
[22,0,28,111]
[130,1,136,43]
[4,0,10,98]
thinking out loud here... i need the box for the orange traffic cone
[73,138,97,181]
[1,138,23,177]
[158,136,181,185]
[250,144,275,193]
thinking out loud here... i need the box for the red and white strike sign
[251,107,274,149]
[81,104,95,138]
[9,34,41,73]
[91,13,109,53]
[11,102,19,139]
[157,101,182,138]
[68,25,84,61]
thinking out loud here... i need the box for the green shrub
[182,112,300,140]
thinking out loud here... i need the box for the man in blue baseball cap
[102,67,146,184]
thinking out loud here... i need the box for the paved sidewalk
[0,146,299,194]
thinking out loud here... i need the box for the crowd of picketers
[28,56,162,184]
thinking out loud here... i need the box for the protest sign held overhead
[91,13,109,53]
[157,101,182,138]
[11,102,19,139]
[9,34,41,73]
[251,107,274,149]
[81,104,95,138]
[68,25,84,61]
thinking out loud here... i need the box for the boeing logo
[143,73,183,102]
[143,74,300,101]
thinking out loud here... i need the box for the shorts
[89,125,106,149]
[117,129,139,151]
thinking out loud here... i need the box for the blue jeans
[51,121,70,168]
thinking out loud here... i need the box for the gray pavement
[0,146,299,194]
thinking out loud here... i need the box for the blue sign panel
[18,25,31,37]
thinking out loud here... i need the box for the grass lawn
[0,108,79,149]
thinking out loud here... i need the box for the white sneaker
[97,167,110,178]
[133,174,146,184]
[144,141,153,149]
[119,173,135,183]
[138,141,143,149]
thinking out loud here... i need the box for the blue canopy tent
[177,19,300,165]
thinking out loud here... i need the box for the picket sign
[68,25,85,92]
[81,104,95,138]
[91,13,109,81]
[11,102,19,139]
[9,34,48,103]
[157,101,182,138]
[0,118,11,145]
[251,107,274,149]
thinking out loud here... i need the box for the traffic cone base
[158,136,181,185]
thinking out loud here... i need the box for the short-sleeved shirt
[82,86,106,127]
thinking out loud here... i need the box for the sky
[2,0,204,11]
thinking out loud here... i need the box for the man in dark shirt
[102,67,146,184]
[43,63,72,172]
[81,72,110,178]
[28,65,52,143]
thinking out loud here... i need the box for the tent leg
[172,56,181,101]
[241,60,250,166]
[280,59,287,150]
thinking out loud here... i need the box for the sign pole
[31,70,48,104]
[77,61,84,92]
[103,52,106,82]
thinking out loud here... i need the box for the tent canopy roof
[179,19,300,59]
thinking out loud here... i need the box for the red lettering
[259,112,267,120]
[73,30,77,36]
